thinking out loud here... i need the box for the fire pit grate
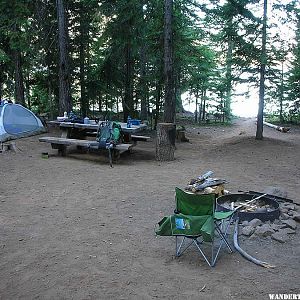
[216,193,280,222]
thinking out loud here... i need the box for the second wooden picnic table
[50,120,147,141]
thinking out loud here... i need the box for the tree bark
[123,40,134,122]
[195,88,199,123]
[279,61,284,123]
[202,89,207,121]
[138,2,148,121]
[163,0,175,123]
[156,123,176,161]
[56,0,72,115]
[225,18,233,120]
[0,78,2,101]
[140,44,148,121]
[79,5,89,117]
[256,0,267,140]
[175,68,183,113]
[14,50,25,106]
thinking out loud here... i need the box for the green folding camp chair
[156,187,234,267]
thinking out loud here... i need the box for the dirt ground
[0,118,299,300]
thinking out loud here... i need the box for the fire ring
[216,193,280,222]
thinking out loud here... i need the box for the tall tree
[256,0,268,140]
[56,0,72,114]
[163,0,175,123]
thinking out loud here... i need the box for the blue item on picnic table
[67,111,84,123]
[131,119,141,125]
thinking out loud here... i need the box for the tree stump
[176,128,189,142]
[156,123,176,161]
[0,142,17,153]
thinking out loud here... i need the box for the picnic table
[49,120,147,140]
[39,120,150,160]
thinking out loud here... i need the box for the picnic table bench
[39,136,133,158]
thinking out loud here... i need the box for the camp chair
[156,187,234,267]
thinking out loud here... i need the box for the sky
[182,93,259,118]
[183,0,297,118]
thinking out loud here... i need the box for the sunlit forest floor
[0,118,299,299]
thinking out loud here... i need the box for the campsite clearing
[0,118,299,299]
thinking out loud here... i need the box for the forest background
[0,0,299,127]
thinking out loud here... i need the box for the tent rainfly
[0,103,45,143]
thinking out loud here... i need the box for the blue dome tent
[0,103,45,142]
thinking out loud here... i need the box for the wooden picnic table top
[49,120,147,134]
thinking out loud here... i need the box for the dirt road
[0,118,299,299]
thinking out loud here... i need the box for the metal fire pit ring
[216,193,280,222]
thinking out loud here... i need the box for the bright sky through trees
[183,0,298,118]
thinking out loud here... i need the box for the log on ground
[263,121,290,133]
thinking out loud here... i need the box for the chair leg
[175,236,193,257]
[215,223,233,253]
[214,219,234,253]
[193,239,213,267]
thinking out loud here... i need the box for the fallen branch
[263,121,290,133]
[233,218,275,268]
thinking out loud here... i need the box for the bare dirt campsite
[0,118,299,299]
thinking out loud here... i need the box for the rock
[273,219,281,225]
[287,211,294,216]
[255,224,275,237]
[280,228,296,235]
[293,213,300,223]
[263,186,288,199]
[241,221,249,226]
[270,224,282,231]
[281,219,297,230]
[271,232,289,243]
[248,218,262,228]
[280,213,290,220]
[280,208,289,214]
[283,204,296,211]
[242,225,255,236]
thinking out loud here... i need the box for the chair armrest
[214,211,234,220]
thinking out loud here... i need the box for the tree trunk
[0,78,2,100]
[225,18,233,120]
[199,89,203,124]
[123,40,134,122]
[256,0,267,140]
[56,0,72,115]
[202,90,207,121]
[140,44,148,121]
[25,73,31,109]
[195,88,199,123]
[79,7,88,117]
[98,94,102,113]
[138,2,148,121]
[0,63,4,100]
[279,61,284,123]
[154,82,161,130]
[14,50,25,106]
[48,78,54,120]
[175,68,183,113]
[163,0,175,123]
[156,123,176,161]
